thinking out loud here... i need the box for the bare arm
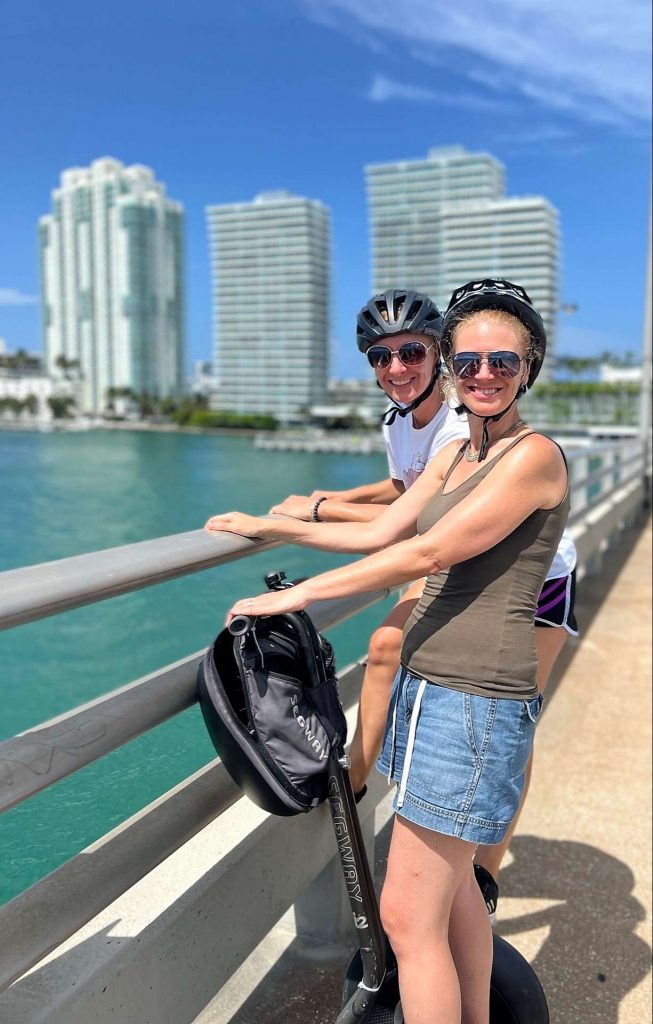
[221,436,567,623]
[207,450,452,555]
[269,477,403,522]
[310,478,402,504]
[311,499,397,523]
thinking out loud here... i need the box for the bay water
[0,429,394,904]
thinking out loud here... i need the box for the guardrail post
[570,454,589,516]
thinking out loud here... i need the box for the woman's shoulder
[513,430,566,463]
[502,431,568,488]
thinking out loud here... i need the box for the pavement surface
[199,517,652,1024]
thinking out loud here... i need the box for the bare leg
[474,626,568,880]
[533,624,569,696]
[449,864,494,1024]
[348,579,424,793]
[381,816,491,1024]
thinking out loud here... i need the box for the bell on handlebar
[264,571,288,591]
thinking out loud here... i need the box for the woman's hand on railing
[226,585,309,627]
[205,512,268,538]
[268,494,314,520]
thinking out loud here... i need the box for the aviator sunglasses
[366,340,435,370]
[451,350,524,380]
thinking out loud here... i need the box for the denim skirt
[376,668,544,845]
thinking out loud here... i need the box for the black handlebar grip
[228,614,253,636]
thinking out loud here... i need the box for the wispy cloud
[495,124,575,145]
[298,0,652,132]
[367,74,513,114]
[0,288,38,306]
[368,75,438,104]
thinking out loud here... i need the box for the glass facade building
[366,146,504,299]
[366,146,559,377]
[439,197,560,372]
[207,191,330,420]
[39,157,185,413]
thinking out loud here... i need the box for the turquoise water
[0,430,394,904]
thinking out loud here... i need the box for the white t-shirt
[382,401,576,580]
[383,403,468,490]
[547,531,577,578]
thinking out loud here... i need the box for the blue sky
[0,0,650,378]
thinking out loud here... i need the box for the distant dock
[254,431,386,454]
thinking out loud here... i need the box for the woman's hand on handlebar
[226,585,309,627]
[205,511,266,538]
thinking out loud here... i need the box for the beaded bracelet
[310,496,328,522]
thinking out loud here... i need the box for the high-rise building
[39,157,185,413]
[207,190,330,420]
[366,146,504,299]
[365,146,559,375]
[439,197,560,367]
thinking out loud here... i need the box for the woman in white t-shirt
[268,289,578,913]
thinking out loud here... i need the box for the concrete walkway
[202,518,652,1024]
[492,518,652,1023]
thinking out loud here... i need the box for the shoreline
[0,419,274,439]
[0,418,389,453]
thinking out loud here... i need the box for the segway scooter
[198,571,549,1023]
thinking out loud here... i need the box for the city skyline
[1,0,650,378]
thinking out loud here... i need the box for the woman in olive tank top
[207,280,569,1024]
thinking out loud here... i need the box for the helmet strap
[457,385,526,462]
[382,364,441,427]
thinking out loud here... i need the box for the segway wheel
[489,933,549,1023]
[342,935,548,1024]
[341,950,399,1023]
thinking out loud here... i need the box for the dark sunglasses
[451,350,524,380]
[366,341,435,370]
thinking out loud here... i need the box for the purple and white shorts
[535,570,578,635]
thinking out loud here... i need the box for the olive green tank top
[401,434,569,700]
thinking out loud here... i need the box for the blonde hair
[447,308,542,365]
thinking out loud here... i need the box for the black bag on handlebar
[198,606,347,816]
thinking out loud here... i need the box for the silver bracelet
[310,496,328,522]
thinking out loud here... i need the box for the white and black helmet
[356,289,443,353]
[441,279,547,389]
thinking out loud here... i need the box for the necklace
[465,418,527,462]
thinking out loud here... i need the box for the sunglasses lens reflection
[400,343,429,366]
[452,351,522,379]
[367,342,429,369]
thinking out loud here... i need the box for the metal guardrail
[0,434,648,1005]
[0,595,386,991]
[0,661,369,994]
[0,440,645,633]
[0,592,391,814]
[0,529,282,632]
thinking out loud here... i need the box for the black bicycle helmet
[357,289,444,425]
[356,289,443,353]
[440,278,547,389]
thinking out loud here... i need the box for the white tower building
[439,197,560,374]
[366,146,504,299]
[39,157,185,414]
[365,146,560,375]
[207,191,330,421]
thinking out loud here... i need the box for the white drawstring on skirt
[396,677,427,810]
